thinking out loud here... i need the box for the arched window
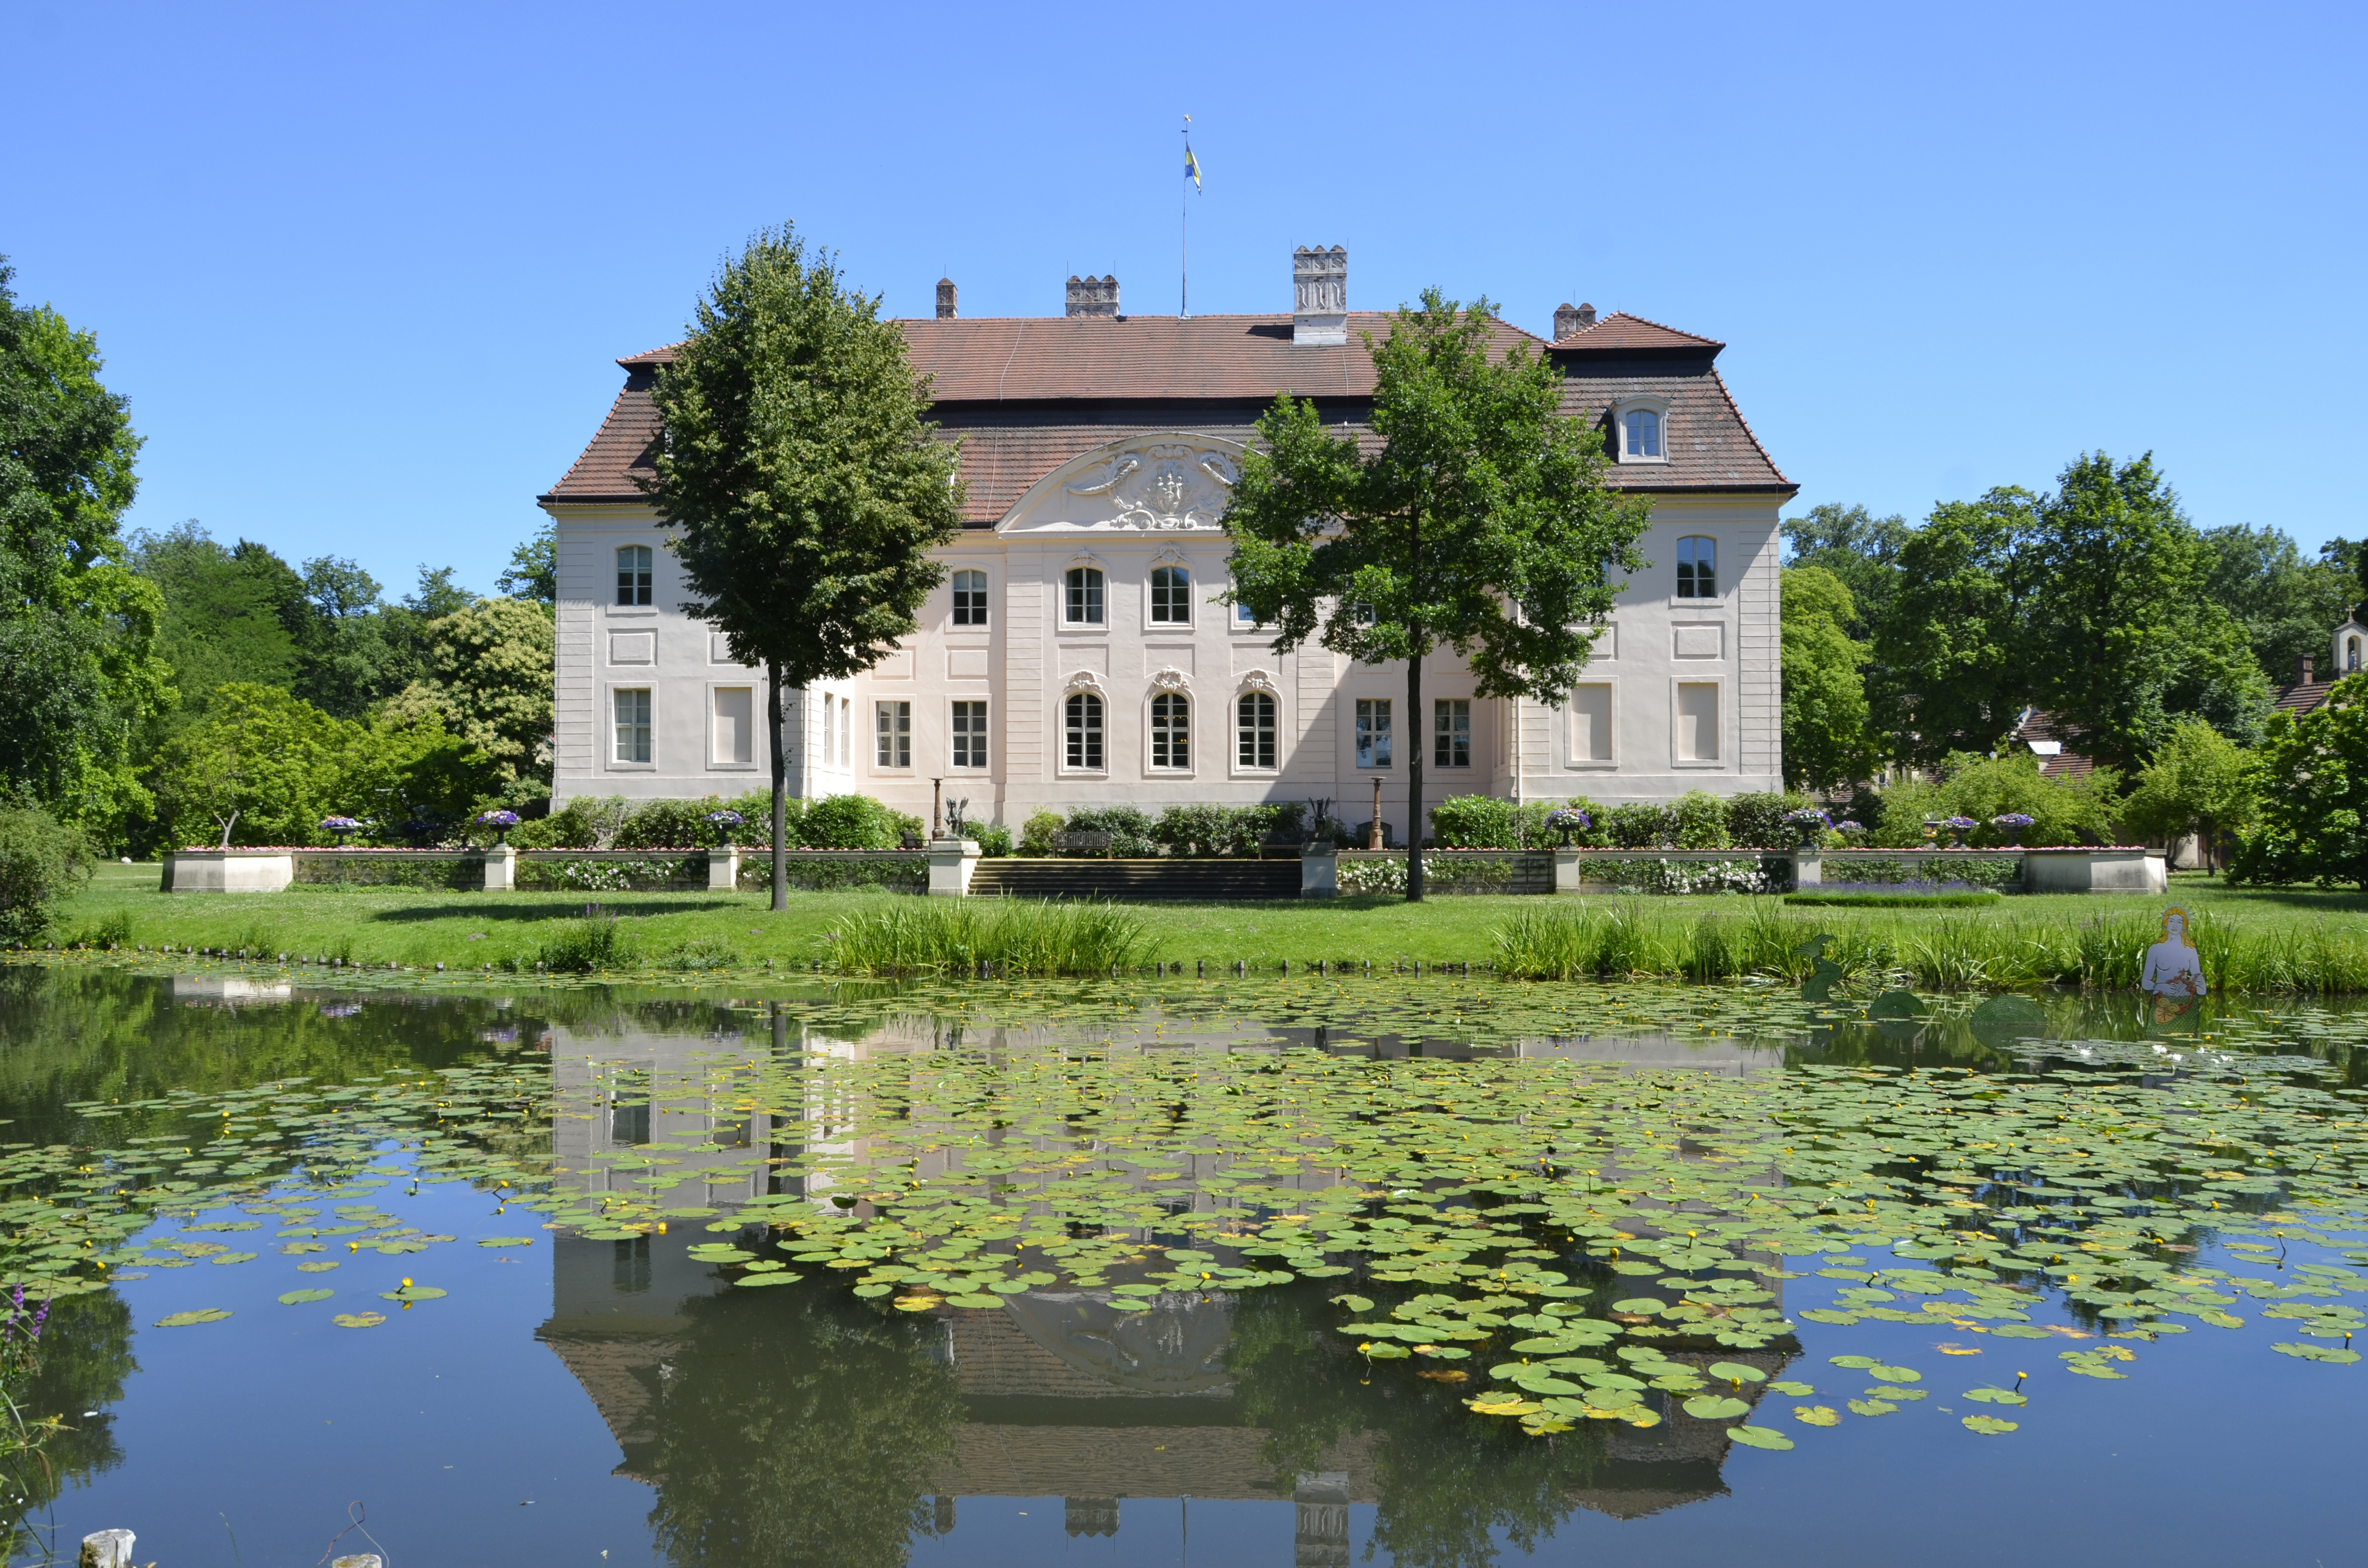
[951,569,987,626]
[1625,408,1661,459]
[1065,566,1105,624]
[1150,692,1190,768]
[1676,536,1716,598]
[1150,565,1191,624]
[1237,691,1277,769]
[2350,635,2362,673]
[1065,692,1104,769]
[616,545,652,606]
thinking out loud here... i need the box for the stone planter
[163,850,295,893]
[926,839,981,896]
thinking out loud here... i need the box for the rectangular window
[1235,597,1259,627]
[1065,692,1104,770]
[839,696,851,765]
[1065,566,1104,625]
[1356,698,1393,768]
[876,701,912,768]
[712,687,753,766]
[1570,684,1613,762]
[616,545,652,606]
[951,700,987,769]
[819,695,834,766]
[1434,699,1471,768]
[613,688,652,763]
[1626,409,1661,459]
[1150,565,1191,624]
[1677,682,1720,761]
[1676,536,1717,598]
[951,569,987,626]
[1237,691,1277,769]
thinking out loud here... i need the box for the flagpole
[1180,113,1190,318]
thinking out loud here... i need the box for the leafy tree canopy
[380,595,554,804]
[496,522,555,605]
[1780,564,1878,791]
[2120,715,2258,867]
[645,223,963,908]
[1782,501,1907,641]
[1222,289,1651,898]
[2230,678,2368,890]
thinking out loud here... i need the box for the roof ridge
[1707,364,1791,488]
[1603,310,1720,346]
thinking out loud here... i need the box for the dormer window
[1612,396,1671,464]
[1625,409,1660,458]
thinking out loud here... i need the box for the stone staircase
[968,857,1301,901]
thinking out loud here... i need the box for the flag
[1184,143,1202,190]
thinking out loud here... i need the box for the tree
[644,225,963,910]
[2229,677,2368,889]
[497,522,555,605]
[2024,452,2269,766]
[2201,524,2355,686]
[1222,290,1651,899]
[2119,716,2257,868]
[379,596,555,805]
[0,259,169,839]
[1871,487,2038,764]
[1780,565,1877,791]
[130,524,304,715]
[1781,502,1907,641]
[148,683,356,845]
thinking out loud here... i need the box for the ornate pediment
[1236,668,1281,696]
[1150,666,1192,692]
[1002,435,1246,535]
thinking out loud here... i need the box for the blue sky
[10,0,2362,597]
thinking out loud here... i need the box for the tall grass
[828,898,1149,977]
[536,914,638,973]
[1490,897,2368,993]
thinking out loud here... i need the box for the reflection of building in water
[535,1008,1778,1544]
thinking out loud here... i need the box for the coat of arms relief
[1061,441,1240,530]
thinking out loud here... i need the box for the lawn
[39,863,2368,986]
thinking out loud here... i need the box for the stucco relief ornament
[1098,444,1239,530]
[1150,666,1192,692]
[1064,671,1108,698]
[1237,669,1281,696]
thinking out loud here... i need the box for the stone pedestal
[163,851,294,893]
[926,839,981,896]
[709,845,741,891]
[1300,847,1337,898]
[1551,847,1584,894]
[1790,848,1822,889]
[481,845,517,892]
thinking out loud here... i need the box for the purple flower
[1546,808,1591,829]
[1942,816,1979,830]
[1990,813,2036,827]
[320,816,360,832]
[476,809,522,827]
[1836,820,1864,832]
[1783,808,1832,826]
[705,810,745,826]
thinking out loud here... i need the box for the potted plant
[705,809,744,846]
[1942,815,1978,849]
[320,816,360,847]
[475,808,521,846]
[1782,806,1832,849]
[1546,807,1591,847]
[1990,812,2035,847]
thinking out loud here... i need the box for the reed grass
[826,898,1149,977]
[1490,898,2368,993]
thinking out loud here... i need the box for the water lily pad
[1847,1398,1899,1417]
[1961,1415,2019,1434]
[276,1288,334,1304]
[378,1284,447,1302]
[1828,1354,1881,1369]
[1868,1364,1921,1383]
[296,1261,340,1273]
[1963,1387,2026,1405]
[477,1237,535,1248]
[1707,1361,1767,1383]
[1792,1405,1840,1426]
[1682,1395,1750,1421]
[2271,1341,2361,1363]
[333,1312,386,1328]
[736,1273,801,1287]
[1767,1380,1814,1396]
[153,1309,231,1327]
[1726,1425,1794,1450]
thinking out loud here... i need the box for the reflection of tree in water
[2,1290,136,1556]
[1227,1286,1610,1568]
[640,1286,962,1568]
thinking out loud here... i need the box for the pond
[0,959,2364,1567]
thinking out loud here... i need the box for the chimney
[1292,246,1347,345]
[2300,654,2316,686]
[1064,274,1119,318]
[935,278,957,319]
[1554,302,1597,339]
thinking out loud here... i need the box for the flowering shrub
[1335,856,1520,895]
[1579,857,1785,895]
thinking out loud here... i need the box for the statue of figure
[945,797,968,838]
[2141,906,2206,1022]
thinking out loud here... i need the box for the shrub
[1671,790,1732,849]
[1019,812,1065,857]
[515,796,634,849]
[657,936,738,971]
[972,822,1013,857]
[1154,804,1236,856]
[826,898,1148,976]
[0,808,92,946]
[535,913,637,972]
[1065,805,1158,857]
[1725,791,1816,848]
[1862,754,2121,849]
[1431,795,1520,848]
[800,794,922,849]
[615,796,738,849]
[1603,802,1668,848]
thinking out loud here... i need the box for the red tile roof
[543,310,1793,513]
[2274,679,2337,716]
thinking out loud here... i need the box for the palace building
[538,250,1796,839]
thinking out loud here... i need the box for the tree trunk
[766,660,787,912]
[1405,653,1425,902]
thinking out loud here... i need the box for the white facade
[547,438,1783,839]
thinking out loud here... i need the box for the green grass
[1785,891,2002,908]
[36,863,2368,990]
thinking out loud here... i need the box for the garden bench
[1053,830,1115,858]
